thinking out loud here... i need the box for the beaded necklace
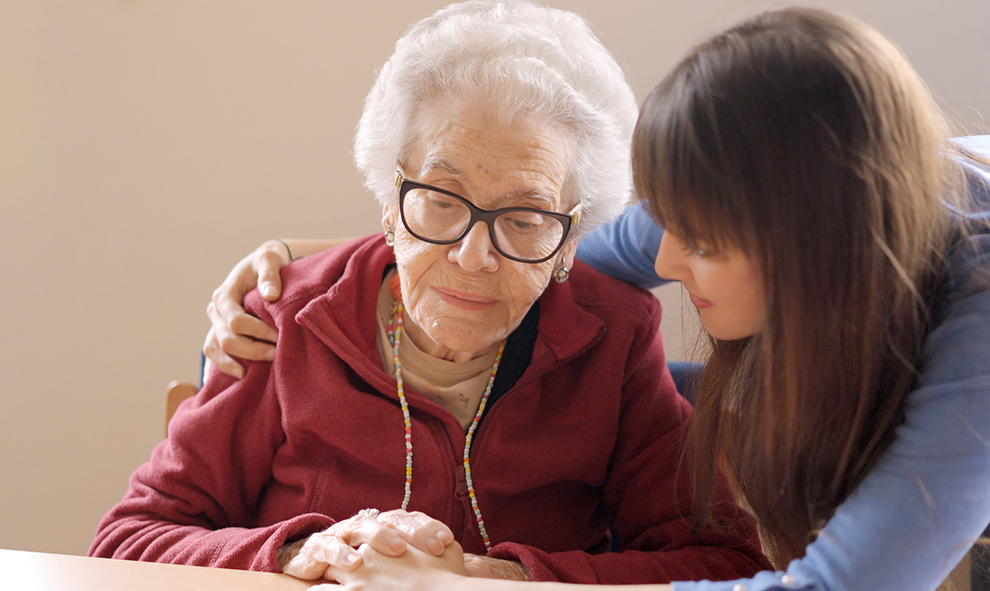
[386,300,505,552]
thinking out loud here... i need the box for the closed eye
[681,240,716,258]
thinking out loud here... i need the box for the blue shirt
[576,137,990,591]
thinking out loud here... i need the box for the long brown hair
[632,8,975,565]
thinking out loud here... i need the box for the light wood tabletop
[0,549,313,591]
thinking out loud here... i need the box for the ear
[382,204,397,232]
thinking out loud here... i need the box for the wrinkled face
[654,231,766,340]
[384,103,577,358]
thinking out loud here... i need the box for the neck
[400,313,496,363]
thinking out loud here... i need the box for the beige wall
[1,0,986,556]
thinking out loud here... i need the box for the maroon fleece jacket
[90,234,768,583]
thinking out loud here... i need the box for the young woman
[626,6,990,587]
[204,7,990,591]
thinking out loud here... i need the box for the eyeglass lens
[401,186,566,262]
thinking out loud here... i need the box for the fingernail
[427,538,443,555]
[262,285,278,298]
[346,553,359,565]
[390,537,405,552]
[437,530,454,544]
[265,348,276,361]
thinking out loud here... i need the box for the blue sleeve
[575,201,667,289]
[674,141,990,591]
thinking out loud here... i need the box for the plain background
[1,0,987,556]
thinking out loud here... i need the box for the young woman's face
[654,231,766,340]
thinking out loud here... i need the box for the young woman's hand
[203,240,290,378]
[463,554,531,580]
[318,541,468,591]
[204,238,352,379]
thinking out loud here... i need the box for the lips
[433,286,499,311]
[687,290,714,309]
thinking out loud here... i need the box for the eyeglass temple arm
[568,203,583,228]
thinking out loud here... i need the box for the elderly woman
[89,0,766,586]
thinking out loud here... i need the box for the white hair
[353,0,638,240]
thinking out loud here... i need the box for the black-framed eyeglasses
[395,173,582,264]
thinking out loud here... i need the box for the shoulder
[567,259,662,324]
[949,135,990,217]
[542,260,665,361]
[941,182,990,305]
[534,260,665,364]
[935,138,990,319]
[243,234,391,326]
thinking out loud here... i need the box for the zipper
[451,324,609,550]
[471,324,608,452]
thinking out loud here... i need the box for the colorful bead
[390,303,414,511]
[462,340,504,552]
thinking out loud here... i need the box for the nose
[654,231,686,282]
[448,221,499,273]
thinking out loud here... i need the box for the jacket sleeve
[88,313,335,571]
[576,201,668,290]
[674,222,990,590]
[489,296,771,583]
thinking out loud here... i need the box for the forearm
[551,321,764,584]
[89,354,329,571]
[489,360,764,583]
[90,508,332,571]
[489,541,764,585]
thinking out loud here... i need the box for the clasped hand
[319,544,532,591]
[280,508,531,586]
[279,509,456,582]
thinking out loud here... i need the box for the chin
[433,326,505,355]
[702,323,759,341]
[407,309,495,351]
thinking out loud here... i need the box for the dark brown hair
[632,8,974,565]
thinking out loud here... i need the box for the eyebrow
[502,189,555,209]
[420,157,558,209]
[420,157,462,177]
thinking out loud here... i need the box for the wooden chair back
[165,380,198,437]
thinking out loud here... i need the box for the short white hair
[354,0,638,240]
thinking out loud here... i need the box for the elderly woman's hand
[317,541,468,591]
[279,509,456,582]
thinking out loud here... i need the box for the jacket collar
[296,235,606,393]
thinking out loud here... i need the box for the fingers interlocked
[281,509,455,584]
[375,509,455,556]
